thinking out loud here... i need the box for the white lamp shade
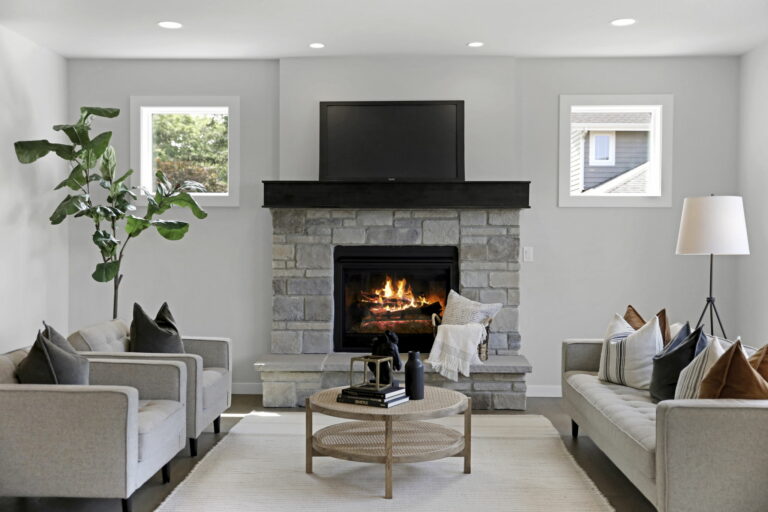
[676,196,750,255]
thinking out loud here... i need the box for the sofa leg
[213,416,221,434]
[571,420,579,439]
[162,462,171,484]
[121,497,132,512]
[189,437,198,457]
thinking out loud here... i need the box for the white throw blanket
[427,323,486,381]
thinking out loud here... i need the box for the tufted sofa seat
[562,339,768,512]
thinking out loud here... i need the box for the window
[131,96,240,207]
[588,131,616,166]
[559,94,673,208]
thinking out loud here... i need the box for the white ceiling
[1,0,767,59]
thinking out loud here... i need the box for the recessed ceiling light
[157,21,183,29]
[610,18,636,27]
[309,42,325,49]
[467,41,484,48]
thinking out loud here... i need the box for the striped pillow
[598,314,663,389]
[675,337,728,399]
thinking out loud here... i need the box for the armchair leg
[571,420,579,439]
[162,462,171,484]
[213,416,221,434]
[189,437,198,457]
[121,497,132,512]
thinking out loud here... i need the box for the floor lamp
[675,195,749,338]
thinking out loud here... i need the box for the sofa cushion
[441,290,501,326]
[565,371,657,480]
[68,319,130,352]
[749,345,768,379]
[675,336,728,399]
[599,314,663,390]
[699,341,768,399]
[137,399,184,462]
[649,324,699,402]
[624,306,672,345]
[202,368,228,410]
[0,350,30,383]
[130,303,184,354]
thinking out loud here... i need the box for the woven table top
[309,386,468,421]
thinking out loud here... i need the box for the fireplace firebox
[334,246,459,353]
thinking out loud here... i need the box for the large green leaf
[169,192,208,219]
[80,106,120,119]
[91,261,120,282]
[100,146,116,180]
[14,140,75,164]
[113,169,133,186]
[54,165,87,190]
[92,230,119,258]
[81,131,112,169]
[125,215,151,236]
[53,123,90,145]
[152,220,189,240]
[50,194,89,224]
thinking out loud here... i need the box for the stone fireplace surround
[255,207,532,409]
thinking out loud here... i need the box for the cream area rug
[157,412,613,511]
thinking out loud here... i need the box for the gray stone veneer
[271,208,521,355]
[263,207,529,410]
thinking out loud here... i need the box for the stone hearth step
[254,353,531,410]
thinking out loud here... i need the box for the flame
[363,276,431,313]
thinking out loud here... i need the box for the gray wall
[65,55,741,394]
[66,60,278,391]
[0,26,69,353]
[738,40,768,344]
[582,131,649,189]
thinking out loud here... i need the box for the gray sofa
[562,339,768,512]
[68,319,232,456]
[0,349,187,512]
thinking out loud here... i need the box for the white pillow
[675,336,728,399]
[598,314,663,390]
[441,290,502,326]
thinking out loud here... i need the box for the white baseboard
[233,382,262,394]
[527,385,562,397]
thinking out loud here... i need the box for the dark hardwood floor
[0,395,653,512]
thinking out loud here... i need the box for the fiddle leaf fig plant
[15,106,208,319]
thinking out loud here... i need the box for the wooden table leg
[384,417,393,499]
[306,398,313,474]
[464,397,472,474]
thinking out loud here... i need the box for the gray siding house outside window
[583,131,649,189]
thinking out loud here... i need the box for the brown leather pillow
[624,306,672,345]
[699,341,768,399]
[748,344,768,379]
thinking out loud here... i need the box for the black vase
[405,351,425,400]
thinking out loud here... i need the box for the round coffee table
[305,386,471,499]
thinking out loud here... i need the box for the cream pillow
[598,314,663,390]
[441,290,502,326]
[676,336,729,399]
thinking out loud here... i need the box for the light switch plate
[523,246,534,262]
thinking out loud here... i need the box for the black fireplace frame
[333,245,459,353]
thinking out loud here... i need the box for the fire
[363,276,430,313]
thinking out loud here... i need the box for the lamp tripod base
[695,296,727,339]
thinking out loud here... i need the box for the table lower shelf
[313,420,464,464]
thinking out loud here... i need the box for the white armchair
[68,320,232,456]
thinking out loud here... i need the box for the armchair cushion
[202,368,228,409]
[137,399,185,462]
[130,302,184,354]
[68,319,129,352]
[17,328,89,385]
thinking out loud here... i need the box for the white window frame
[559,94,673,208]
[588,131,616,166]
[130,96,240,207]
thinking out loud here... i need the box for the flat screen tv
[319,100,464,181]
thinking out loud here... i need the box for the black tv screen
[319,101,464,181]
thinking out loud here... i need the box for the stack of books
[336,384,410,408]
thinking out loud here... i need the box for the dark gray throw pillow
[650,324,704,402]
[130,302,185,353]
[16,325,90,385]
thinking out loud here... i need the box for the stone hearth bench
[254,353,531,410]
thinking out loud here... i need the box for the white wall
[738,41,768,344]
[66,60,278,391]
[0,26,68,353]
[64,55,741,395]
